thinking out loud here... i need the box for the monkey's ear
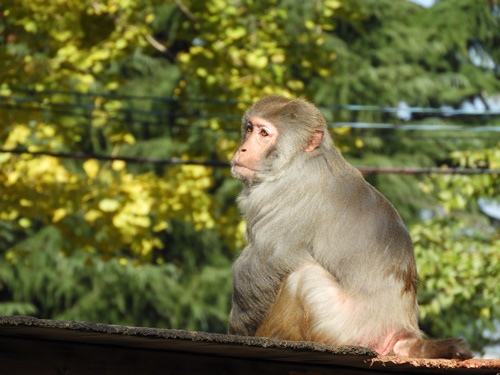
[305,130,324,152]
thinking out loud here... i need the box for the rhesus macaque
[228,95,472,359]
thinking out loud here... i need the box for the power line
[2,102,500,133]
[1,149,498,175]
[324,104,500,116]
[7,88,500,116]
[356,167,499,175]
[0,102,241,122]
[329,122,500,132]
[6,88,240,106]
[0,149,228,168]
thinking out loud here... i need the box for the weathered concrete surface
[0,316,499,374]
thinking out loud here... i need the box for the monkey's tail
[406,338,473,360]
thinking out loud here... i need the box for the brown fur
[255,275,312,341]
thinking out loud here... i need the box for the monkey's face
[231,117,278,181]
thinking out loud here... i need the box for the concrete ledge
[0,316,498,374]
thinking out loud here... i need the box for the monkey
[227,95,472,360]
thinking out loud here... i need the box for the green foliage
[412,145,500,351]
[0,226,232,331]
[0,0,245,262]
[413,218,500,350]
[174,0,342,102]
[315,0,500,111]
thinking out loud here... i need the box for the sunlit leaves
[421,144,500,212]
[83,159,100,179]
[412,145,500,350]
[3,0,153,91]
[0,0,175,261]
[412,219,500,350]
[176,0,342,103]
[0,147,225,261]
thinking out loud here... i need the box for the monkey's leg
[256,263,417,351]
[254,271,312,341]
[255,262,348,343]
[258,263,472,359]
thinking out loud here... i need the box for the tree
[414,145,500,350]
[0,0,240,331]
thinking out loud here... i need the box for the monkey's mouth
[232,163,256,172]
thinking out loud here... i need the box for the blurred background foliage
[0,0,499,354]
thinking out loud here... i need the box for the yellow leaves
[33,157,71,183]
[0,153,11,164]
[207,0,227,13]
[89,49,111,62]
[109,132,136,145]
[39,125,56,138]
[83,159,100,179]
[84,209,102,223]
[74,73,96,90]
[0,1,236,262]
[52,208,68,223]
[216,138,238,161]
[286,80,304,91]
[175,0,345,103]
[128,195,153,216]
[0,136,232,262]
[332,126,351,136]
[57,44,79,59]
[354,138,364,148]
[196,67,208,77]
[18,218,32,228]
[304,20,316,30]
[318,68,330,77]
[271,53,286,64]
[91,110,108,128]
[226,26,246,40]
[1,0,350,264]
[69,165,176,258]
[98,198,121,213]
[3,0,155,92]
[6,171,20,187]
[245,51,269,69]
[325,0,342,9]
[153,221,168,233]
[52,30,73,43]
[106,81,120,90]
[0,85,12,96]
[178,52,191,64]
[112,211,151,229]
[193,210,215,230]
[428,144,500,212]
[20,199,34,207]
[104,100,122,111]
[4,125,31,149]
[145,13,155,24]
[22,21,38,33]
[480,307,491,318]
[112,160,126,171]
[119,257,128,266]
[0,210,19,221]
[132,216,151,228]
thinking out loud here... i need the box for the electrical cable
[1,149,498,175]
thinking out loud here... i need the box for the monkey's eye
[259,129,269,137]
[246,126,252,133]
